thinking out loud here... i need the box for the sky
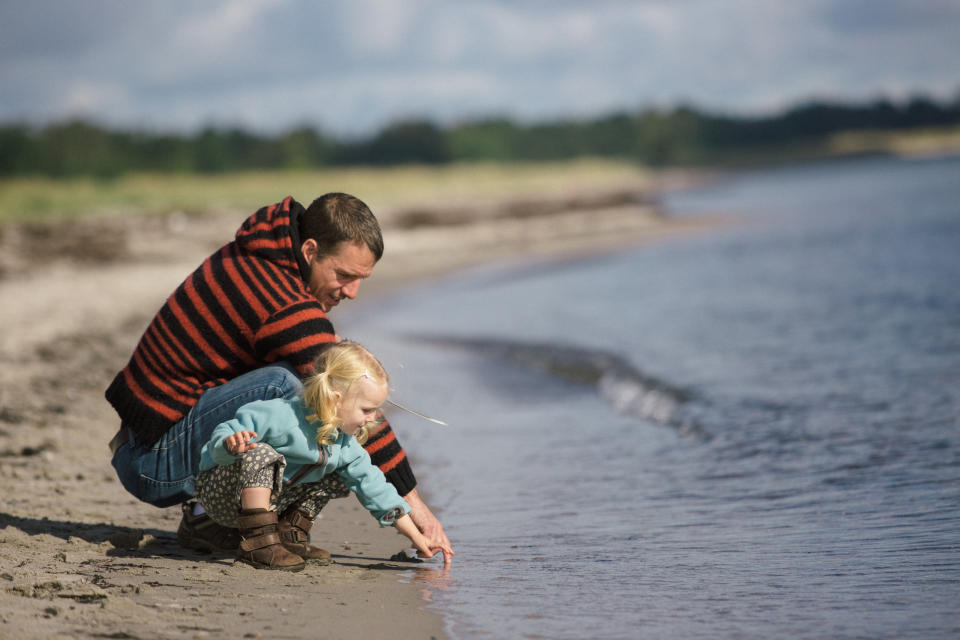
[1,0,959,138]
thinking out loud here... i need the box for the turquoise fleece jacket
[199,397,411,526]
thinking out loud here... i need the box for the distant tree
[341,120,450,165]
[446,118,518,161]
[277,126,334,168]
[0,124,37,175]
[584,113,640,157]
[903,96,951,127]
[36,120,129,177]
[130,131,194,172]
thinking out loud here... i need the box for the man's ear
[301,238,318,263]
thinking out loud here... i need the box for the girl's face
[336,377,388,435]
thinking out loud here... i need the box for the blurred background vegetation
[2,93,958,223]
[3,94,958,178]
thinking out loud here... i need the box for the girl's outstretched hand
[415,541,454,566]
[224,430,258,455]
[395,514,454,566]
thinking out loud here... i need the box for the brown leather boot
[278,507,332,564]
[177,501,240,553]
[236,508,306,571]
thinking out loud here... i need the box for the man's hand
[403,488,454,566]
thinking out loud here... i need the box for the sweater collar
[287,203,312,283]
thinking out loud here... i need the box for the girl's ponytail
[302,369,341,446]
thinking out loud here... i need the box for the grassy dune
[0,159,653,224]
[827,125,960,158]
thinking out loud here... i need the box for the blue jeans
[111,363,303,508]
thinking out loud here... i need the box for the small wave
[411,334,706,436]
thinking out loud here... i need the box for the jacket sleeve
[337,437,412,526]
[363,415,417,496]
[199,400,272,469]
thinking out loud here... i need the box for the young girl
[196,341,450,571]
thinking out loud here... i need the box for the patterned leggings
[195,443,350,528]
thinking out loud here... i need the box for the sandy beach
[0,176,716,639]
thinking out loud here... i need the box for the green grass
[0,159,652,225]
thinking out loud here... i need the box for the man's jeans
[111,364,302,508]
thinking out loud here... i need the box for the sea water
[337,154,960,639]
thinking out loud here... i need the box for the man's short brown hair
[301,193,384,261]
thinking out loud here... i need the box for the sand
[0,177,718,639]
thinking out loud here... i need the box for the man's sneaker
[176,501,241,553]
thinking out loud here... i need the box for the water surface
[340,154,960,639]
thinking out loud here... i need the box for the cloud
[1,0,958,133]
[173,0,288,53]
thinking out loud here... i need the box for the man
[107,193,453,563]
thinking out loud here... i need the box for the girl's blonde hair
[301,341,389,446]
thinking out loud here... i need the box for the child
[196,341,450,571]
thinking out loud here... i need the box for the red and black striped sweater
[105,196,416,495]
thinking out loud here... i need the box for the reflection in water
[401,565,455,604]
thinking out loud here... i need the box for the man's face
[302,240,376,312]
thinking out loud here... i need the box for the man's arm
[403,487,454,565]
[364,418,454,565]
[362,416,418,495]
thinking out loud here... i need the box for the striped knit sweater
[105,196,416,495]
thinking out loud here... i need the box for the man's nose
[342,280,362,299]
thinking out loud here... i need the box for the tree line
[2,93,958,177]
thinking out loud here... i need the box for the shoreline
[0,182,721,639]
